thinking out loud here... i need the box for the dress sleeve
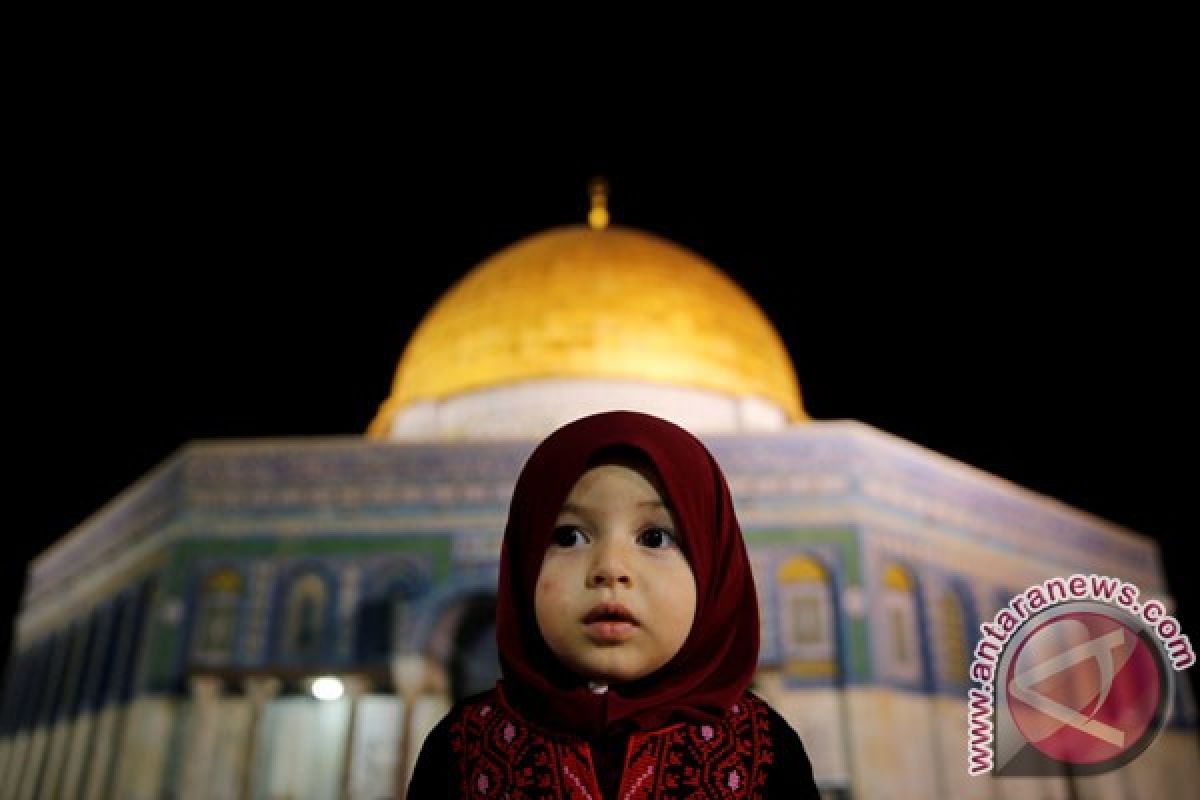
[764,704,821,799]
[404,709,458,799]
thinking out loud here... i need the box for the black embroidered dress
[408,686,819,799]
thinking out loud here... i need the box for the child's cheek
[533,575,559,641]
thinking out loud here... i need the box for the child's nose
[590,567,632,588]
[589,542,632,587]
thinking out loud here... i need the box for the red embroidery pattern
[449,691,774,799]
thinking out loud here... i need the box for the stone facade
[2,422,1196,798]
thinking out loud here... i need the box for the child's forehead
[583,443,658,472]
[572,460,658,488]
[575,452,668,492]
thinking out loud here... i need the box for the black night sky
[7,82,1194,698]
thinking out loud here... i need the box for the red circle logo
[1006,611,1162,765]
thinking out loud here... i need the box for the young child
[408,411,820,798]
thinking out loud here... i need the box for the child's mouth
[582,603,639,641]
[584,619,637,642]
[583,603,638,624]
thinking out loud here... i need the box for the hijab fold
[495,411,760,737]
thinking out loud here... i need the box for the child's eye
[637,527,677,549]
[550,525,588,548]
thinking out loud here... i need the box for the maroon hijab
[495,411,760,737]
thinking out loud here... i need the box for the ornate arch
[879,562,927,686]
[192,566,244,664]
[777,555,838,681]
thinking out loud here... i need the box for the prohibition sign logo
[1005,610,1166,767]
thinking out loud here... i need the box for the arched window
[193,568,243,664]
[777,556,836,680]
[283,572,329,662]
[450,593,499,701]
[937,588,969,687]
[356,562,430,663]
[880,563,923,684]
[387,570,430,655]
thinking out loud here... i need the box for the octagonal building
[2,216,1195,800]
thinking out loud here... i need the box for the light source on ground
[310,676,344,701]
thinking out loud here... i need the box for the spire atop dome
[588,177,610,230]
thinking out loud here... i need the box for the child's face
[534,460,697,684]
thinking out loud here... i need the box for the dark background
[6,78,1194,699]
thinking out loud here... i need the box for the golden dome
[368,224,806,437]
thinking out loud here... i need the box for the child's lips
[582,602,639,642]
[584,620,637,642]
[582,602,639,625]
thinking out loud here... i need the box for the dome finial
[588,177,610,230]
